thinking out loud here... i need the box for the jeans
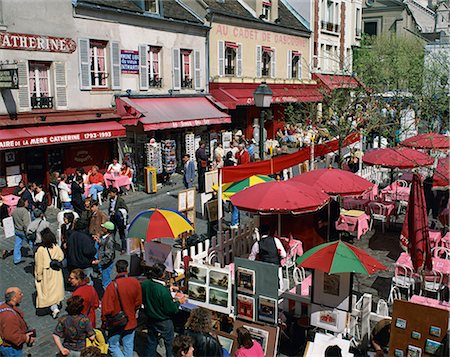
[13,231,33,264]
[108,329,135,357]
[82,267,94,286]
[100,263,114,290]
[147,319,174,357]
[89,184,104,201]
[231,205,240,226]
[0,346,22,357]
[62,202,72,210]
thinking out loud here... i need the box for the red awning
[0,121,126,150]
[116,96,231,131]
[313,73,360,91]
[209,82,323,109]
[225,41,239,49]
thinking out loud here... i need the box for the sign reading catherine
[121,50,139,74]
[0,32,76,53]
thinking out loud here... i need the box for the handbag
[26,220,42,242]
[105,281,128,330]
[47,248,63,271]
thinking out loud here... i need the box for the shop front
[0,120,126,193]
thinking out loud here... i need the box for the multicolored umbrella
[295,240,387,275]
[290,168,375,196]
[212,175,274,201]
[127,208,193,242]
[400,133,449,150]
[362,147,434,169]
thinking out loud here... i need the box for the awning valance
[313,73,361,91]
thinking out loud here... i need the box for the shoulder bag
[105,281,128,330]
[47,247,63,271]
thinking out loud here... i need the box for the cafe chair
[397,179,409,188]
[376,299,389,316]
[389,264,415,302]
[368,202,389,233]
[397,199,409,216]
[420,270,445,301]
[388,286,402,305]
[432,247,450,260]
[293,266,306,285]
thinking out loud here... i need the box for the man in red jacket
[101,260,142,357]
[235,143,250,165]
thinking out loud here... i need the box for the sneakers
[52,308,60,319]
[230,224,239,229]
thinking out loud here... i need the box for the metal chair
[388,286,402,305]
[368,202,389,232]
[293,266,306,285]
[376,299,389,316]
[432,246,450,260]
[397,179,409,187]
[389,264,416,301]
[421,270,445,300]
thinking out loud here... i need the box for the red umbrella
[400,133,449,150]
[289,168,375,196]
[432,156,449,190]
[400,173,433,271]
[230,180,330,214]
[362,147,434,169]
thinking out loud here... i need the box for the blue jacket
[184,160,195,184]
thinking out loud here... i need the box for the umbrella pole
[278,213,281,237]
[327,201,331,241]
[218,168,223,244]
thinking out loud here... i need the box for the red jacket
[72,283,100,328]
[101,274,142,331]
[235,150,250,165]
[0,303,28,348]
[88,172,104,185]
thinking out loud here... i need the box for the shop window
[145,0,158,13]
[29,61,53,109]
[148,46,162,87]
[364,21,378,36]
[225,46,236,75]
[290,52,301,79]
[180,49,192,88]
[262,51,271,77]
[90,40,108,88]
[262,1,271,20]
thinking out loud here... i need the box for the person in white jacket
[58,174,72,210]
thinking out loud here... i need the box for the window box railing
[225,66,235,76]
[321,21,339,33]
[31,96,54,109]
[181,77,192,89]
[149,77,162,88]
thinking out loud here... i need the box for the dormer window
[262,1,271,20]
[145,0,158,13]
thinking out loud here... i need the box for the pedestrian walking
[34,228,65,318]
[0,287,36,356]
[195,141,208,193]
[108,188,128,254]
[101,260,142,357]
[141,263,187,357]
[70,269,99,328]
[89,201,108,237]
[33,184,48,214]
[58,174,72,210]
[92,221,116,290]
[11,198,31,265]
[26,208,50,246]
[71,176,85,215]
[182,154,195,189]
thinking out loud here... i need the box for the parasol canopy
[230,180,330,214]
[362,147,434,169]
[432,156,449,190]
[295,240,387,275]
[127,208,193,242]
[212,175,273,201]
[400,133,450,150]
[289,168,375,196]
[400,173,433,271]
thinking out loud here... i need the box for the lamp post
[253,82,273,160]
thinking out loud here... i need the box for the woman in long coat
[35,228,65,318]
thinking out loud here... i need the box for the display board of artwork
[187,263,232,315]
[178,188,195,228]
[205,170,218,194]
[185,132,196,164]
[233,319,280,357]
[145,141,163,173]
[161,140,176,174]
[143,241,174,272]
[310,304,348,333]
[312,271,353,312]
[234,258,279,325]
[389,299,448,357]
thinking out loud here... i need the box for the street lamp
[253,82,273,160]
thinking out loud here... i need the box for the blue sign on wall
[121,50,139,74]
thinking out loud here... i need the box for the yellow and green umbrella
[127,208,193,242]
[213,175,274,201]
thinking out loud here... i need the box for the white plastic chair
[388,286,402,305]
[421,270,445,300]
[293,266,306,285]
[389,264,415,301]
[369,202,389,232]
[376,299,389,316]
[397,179,408,187]
[432,247,450,259]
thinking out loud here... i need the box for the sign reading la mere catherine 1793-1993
[0,32,77,53]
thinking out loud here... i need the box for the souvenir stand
[145,140,163,174]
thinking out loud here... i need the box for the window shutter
[236,44,243,77]
[17,60,30,111]
[287,50,292,79]
[298,55,302,80]
[172,48,181,90]
[271,48,276,78]
[194,49,201,90]
[139,44,149,90]
[256,45,262,78]
[218,41,225,77]
[110,41,121,90]
[78,38,91,90]
[54,62,67,109]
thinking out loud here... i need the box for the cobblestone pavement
[0,172,404,356]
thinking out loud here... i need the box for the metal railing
[31,96,54,109]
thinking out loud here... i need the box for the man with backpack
[11,199,31,265]
[26,208,50,245]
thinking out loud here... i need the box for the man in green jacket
[142,263,186,357]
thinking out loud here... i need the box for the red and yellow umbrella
[127,208,193,242]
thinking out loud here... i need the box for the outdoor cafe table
[1,194,19,215]
[342,198,396,222]
[410,295,450,312]
[380,181,410,202]
[397,252,450,275]
[335,209,370,240]
[104,173,131,190]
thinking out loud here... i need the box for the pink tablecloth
[381,182,410,201]
[397,252,450,275]
[335,212,370,240]
[104,173,131,190]
[2,194,20,215]
[300,274,312,296]
[410,295,450,311]
[342,198,395,221]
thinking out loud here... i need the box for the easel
[178,187,196,228]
